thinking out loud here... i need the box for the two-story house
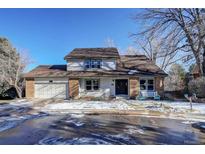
[24,48,167,99]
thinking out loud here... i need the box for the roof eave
[64,56,119,60]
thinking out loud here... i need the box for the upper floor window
[91,59,101,68]
[85,60,91,69]
[84,59,101,69]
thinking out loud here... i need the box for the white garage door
[35,83,68,99]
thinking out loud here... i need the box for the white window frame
[140,78,154,91]
[85,79,100,91]
[147,79,154,91]
[84,59,102,69]
[91,59,101,68]
[85,59,91,69]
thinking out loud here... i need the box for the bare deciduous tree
[132,9,205,75]
[0,38,32,98]
[135,34,192,70]
[164,63,186,91]
[125,45,140,55]
[104,37,116,47]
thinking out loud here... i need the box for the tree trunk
[14,85,22,98]
[194,50,203,76]
[152,52,157,64]
[202,49,205,76]
[196,61,203,77]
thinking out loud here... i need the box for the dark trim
[115,79,128,95]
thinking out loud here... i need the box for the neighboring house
[24,48,167,99]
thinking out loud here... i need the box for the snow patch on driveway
[125,125,145,135]
[38,136,111,145]
[10,99,33,106]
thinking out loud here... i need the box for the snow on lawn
[128,100,205,114]
[43,100,134,111]
[163,101,205,113]
[155,101,205,114]
[41,99,205,115]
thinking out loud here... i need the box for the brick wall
[68,78,79,99]
[129,77,140,98]
[25,78,34,98]
[155,76,164,97]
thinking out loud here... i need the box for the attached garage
[34,78,69,99]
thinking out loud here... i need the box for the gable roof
[24,47,167,78]
[24,55,167,78]
[64,47,120,59]
[118,55,166,75]
[24,65,68,78]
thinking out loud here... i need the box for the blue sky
[0,8,141,71]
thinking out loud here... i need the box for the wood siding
[101,59,116,70]
[67,59,84,71]
[79,78,115,98]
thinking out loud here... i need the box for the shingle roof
[24,47,167,78]
[24,55,167,78]
[64,48,120,59]
[24,65,68,78]
[118,55,167,75]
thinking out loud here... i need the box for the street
[0,101,205,144]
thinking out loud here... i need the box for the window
[140,79,154,91]
[85,60,90,69]
[93,80,99,90]
[91,60,101,68]
[85,80,92,90]
[148,80,154,90]
[140,80,146,90]
[84,59,101,69]
[85,79,99,91]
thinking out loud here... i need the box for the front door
[115,79,128,95]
